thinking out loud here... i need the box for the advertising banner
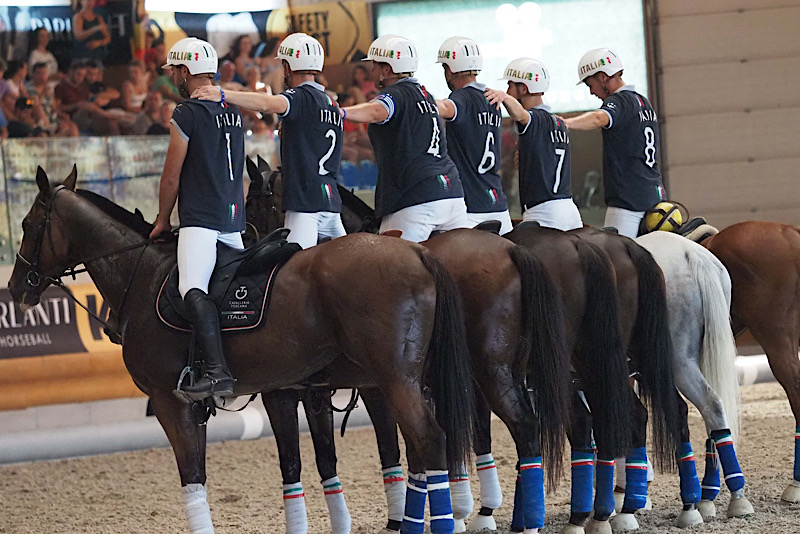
[0,284,116,360]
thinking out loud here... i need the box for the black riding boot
[181,288,234,401]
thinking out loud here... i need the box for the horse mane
[75,189,154,237]
[336,184,375,220]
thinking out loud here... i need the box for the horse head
[9,166,78,308]
[244,156,283,245]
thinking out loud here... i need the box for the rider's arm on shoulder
[501,96,530,126]
[436,99,455,120]
[154,124,188,228]
[564,110,609,130]
[193,86,288,115]
[342,100,390,124]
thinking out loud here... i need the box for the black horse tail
[508,245,571,488]
[419,250,475,474]
[575,240,631,458]
[624,238,680,471]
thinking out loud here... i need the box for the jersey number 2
[318,129,337,175]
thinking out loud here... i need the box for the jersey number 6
[477,132,496,174]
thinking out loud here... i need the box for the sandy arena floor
[1,381,799,533]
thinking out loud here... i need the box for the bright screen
[375,0,648,113]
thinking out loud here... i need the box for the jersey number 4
[318,129,337,175]
[427,117,441,158]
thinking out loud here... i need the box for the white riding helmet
[162,37,218,76]
[277,33,324,72]
[501,57,550,94]
[437,36,482,73]
[577,47,623,84]
[364,34,418,74]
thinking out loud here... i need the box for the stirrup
[181,375,235,402]
[173,365,196,404]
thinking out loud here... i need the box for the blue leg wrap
[676,441,701,505]
[621,447,648,511]
[701,438,720,501]
[593,456,615,518]
[426,471,454,534]
[510,468,524,532]
[794,425,800,482]
[571,450,594,515]
[519,457,545,529]
[400,473,426,534]
[712,430,744,493]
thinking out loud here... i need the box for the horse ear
[63,164,78,191]
[36,166,50,196]
[245,157,262,186]
[257,154,271,173]
[268,169,278,192]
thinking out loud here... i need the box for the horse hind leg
[673,393,704,528]
[466,390,501,533]
[262,389,308,534]
[148,390,214,534]
[301,387,351,534]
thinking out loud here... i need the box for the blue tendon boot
[712,429,754,518]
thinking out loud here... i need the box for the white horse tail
[687,247,741,441]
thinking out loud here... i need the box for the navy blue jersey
[171,99,245,233]
[367,78,463,218]
[517,106,572,209]
[600,87,665,211]
[446,83,507,213]
[279,82,343,213]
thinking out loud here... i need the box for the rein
[16,185,159,338]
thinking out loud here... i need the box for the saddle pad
[156,262,285,332]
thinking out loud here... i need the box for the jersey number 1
[318,129,337,175]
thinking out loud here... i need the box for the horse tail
[687,246,741,441]
[624,239,681,471]
[418,250,475,473]
[509,245,571,488]
[575,240,631,458]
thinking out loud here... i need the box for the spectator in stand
[73,0,111,62]
[242,65,262,92]
[351,63,375,99]
[27,28,61,82]
[226,35,255,83]
[55,58,120,135]
[84,59,119,107]
[255,37,282,95]
[245,115,278,169]
[121,59,151,112]
[0,61,46,125]
[151,46,182,104]
[338,92,374,163]
[0,107,7,138]
[146,100,174,135]
[126,89,161,135]
[7,97,45,138]
[27,62,79,137]
[217,60,244,91]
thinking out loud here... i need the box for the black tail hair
[509,245,571,489]
[574,240,632,458]
[419,250,475,473]
[624,238,681,471]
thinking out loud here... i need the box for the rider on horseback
[150,37,245,401]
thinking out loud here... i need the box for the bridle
[15,184,156,332]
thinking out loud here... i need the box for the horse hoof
[696,499,716,520]
[453,518,466,533]
[614,491,624,513]
[585,518,612,534]
[559,523,586,534]
[610,513,639,531]
[727,496,754,518]
[781,480,800,503]
[677,508,703,528]
[376,529,399,534]
[466,514,496,531]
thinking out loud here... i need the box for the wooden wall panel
[660,57,800,116]
[658,7,800,67]
[663,108,800,167]
[657,0,799,18]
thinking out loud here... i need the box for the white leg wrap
[615,457,626,489]
[646,457,654,482]
[476,453,503,510]
[449,465,474,520]
[283,482,308,534]
[322,476,351,534]
[182,484,215,534]
[383,466,406,523]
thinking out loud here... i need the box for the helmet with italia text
[501,57,550,94]
[437,36,482,73]
[162,37,218,75]
[277,33,325,72]
[577,47,623,84]
[364,34,418,74]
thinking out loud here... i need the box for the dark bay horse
[8,167,476,534]
[246,162,631,533]
[703,221,800,504]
